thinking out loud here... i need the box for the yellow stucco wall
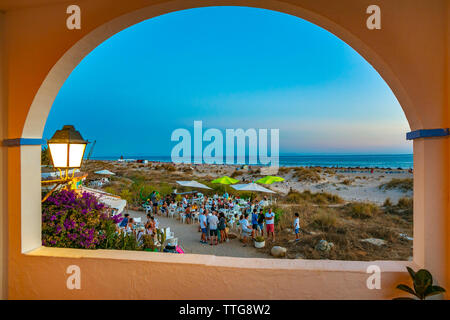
[0,0,448,299]
[0,10,8,300]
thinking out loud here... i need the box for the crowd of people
[118,190,302,249]
[142,191,283,245]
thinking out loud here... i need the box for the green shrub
[41,146,51,165]
[158,182,174,196]
[103,186,118,195]
[119,189,132,203]
[255,236,265,242]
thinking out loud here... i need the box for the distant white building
[89,177,110,188]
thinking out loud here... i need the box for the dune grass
[292,167,322,182]
[343,202,380,219]
[379,178,413,192]
[284,190,344,205]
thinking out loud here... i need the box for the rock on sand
[361,238,386,246]
[271,246,287,258]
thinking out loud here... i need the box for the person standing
[199,211,208,244]
[251,209,259,240]
[218,212,227,243]
[145,213,152,229]
[150,191,158,215]
[185,205,192,224]
[208,211,219,246]
[265,208,275,242]
[257,209,265,237]
[294,212,301,242]
[240,213,252,247]
[206,210,212,241]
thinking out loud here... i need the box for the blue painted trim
[2,138,45,147]
[406,128,450,140]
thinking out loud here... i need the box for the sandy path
[128,210,271,259]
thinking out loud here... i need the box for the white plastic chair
[193,212,199,223]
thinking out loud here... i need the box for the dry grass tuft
[379,178,413,192]
[343,202,380,219]
[310,210,338,231]
[284,190,343,205]
[292,167,322,182]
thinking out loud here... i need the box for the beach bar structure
[0,0,449,300]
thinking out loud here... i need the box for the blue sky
[43,6,412,158]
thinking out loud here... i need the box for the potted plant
[254,236,265,248]
[142,234,156,251]
[394,267,446,300]
[156,228,167,252]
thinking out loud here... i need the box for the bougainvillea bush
[42,189,123,249]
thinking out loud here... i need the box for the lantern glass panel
[69,143,86,168]
[48,143,68,168]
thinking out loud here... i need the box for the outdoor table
[133,223,145,231]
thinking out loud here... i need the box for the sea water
[91,154,413,169]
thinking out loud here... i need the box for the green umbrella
[255,176,285,184]
[255,176,284,203]
[211,176,239,194]
[211,176,239,185]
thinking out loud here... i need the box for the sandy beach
[271,169,412,204]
